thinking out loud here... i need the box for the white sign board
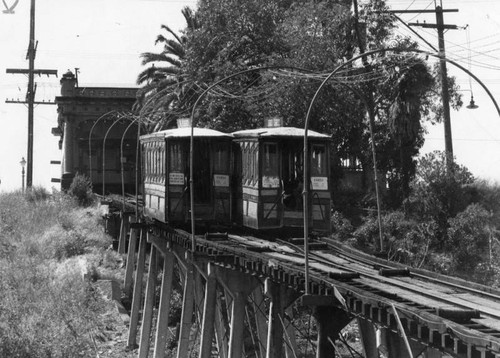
[214,174,230,187]
[311,177,328,190]
[169,172,184,185]
[262,176,280,188]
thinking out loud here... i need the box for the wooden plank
[127,229,147,348]
[153,251,175,358]
[138,245,158,358]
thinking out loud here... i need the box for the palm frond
[181,6,200,31]
[159,24,183,45]
[162,39,186,59]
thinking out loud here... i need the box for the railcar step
[130,222,146,229]
[378,268,411,277]
[204,232,228,241]
[308,242,328,250]
[246,246,272,253]
[436,308,480,322]
[328,271,360,280]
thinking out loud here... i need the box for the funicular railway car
[140,122,233,226]
[232,121,332,232]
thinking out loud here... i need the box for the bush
[68,173,94,206]
[405,151,475,248]
[330,211,354,241]
[446,203,492,280]
[353,210,437,266]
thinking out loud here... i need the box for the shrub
[405,151,475,248]
[68,173,94,206]
[353,210,437,266]
[330,211,354,241]
[447,203,492,280]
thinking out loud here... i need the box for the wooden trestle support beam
[115,215,451,358]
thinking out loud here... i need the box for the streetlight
[20,157,26,193]
[465,91,479,109]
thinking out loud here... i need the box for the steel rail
[277,238,500,319]
[321,237,500,303]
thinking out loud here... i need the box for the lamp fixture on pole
[466,94,479,109]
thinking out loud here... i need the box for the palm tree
[136,7,200,131]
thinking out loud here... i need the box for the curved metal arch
[101,115,133,195]
[120,116,141,211]
[188,65,312,249]
[302,46,500,292]
[88,110,117,184]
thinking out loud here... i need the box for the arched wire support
[188,65,312,250]
[102,115,134,196]
[120,115,141,212]
[88,110,117,185]
[303,46,500,293]
[333,81,384,256]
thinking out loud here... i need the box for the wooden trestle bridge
[107,207,500,358]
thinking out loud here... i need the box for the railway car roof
[232,127,330,139]
[141,127,232,139]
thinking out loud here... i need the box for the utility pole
[388,4,459,169]
[352,0,384,252]
[5,0,57,188]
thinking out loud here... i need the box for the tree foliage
[136,0,460,204]
[447,204,492,275]
[136,7,201,131]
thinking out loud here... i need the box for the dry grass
[0,189,128,358]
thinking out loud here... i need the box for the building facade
[52,71,139,194]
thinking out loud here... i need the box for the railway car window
[241,143,248,185]
[262,143,279,188]
[160,148,165,176]
[311,145,326,175]
[213,143,229,173]
[147,146,152,175]
[153,147,157,176]
[169,142,183,172]
[262,143,278,176]
[252,145,259,186]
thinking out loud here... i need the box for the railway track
[198,232,500,356]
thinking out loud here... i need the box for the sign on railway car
[169,172,184,185]
[214,174,230,187]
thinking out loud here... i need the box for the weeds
[68,173,94,206]
[0,190,122,357]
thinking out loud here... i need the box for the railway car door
[310,143,331,231]
[260,141,281,227]
[167,139,187,222]
[193,139,211,204]
[281,140,304,227]
[212,141,232,222]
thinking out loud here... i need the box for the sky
[0,0,499,192]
